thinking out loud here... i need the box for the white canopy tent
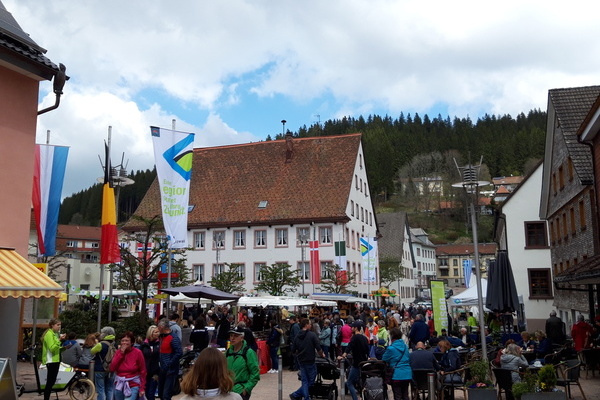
[310,293,375,304]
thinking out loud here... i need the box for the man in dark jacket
[545,311,566,345]
[288,316,301,371]
[408,314,430,347]
[410,341,440,371]
[339,320,370,400]
[290,318,324,400]
[157,319,182,400]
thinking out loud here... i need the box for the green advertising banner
[430,280,448,332]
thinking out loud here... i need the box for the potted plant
[466,360,496,399]
[513,365,566,400]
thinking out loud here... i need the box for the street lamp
[452,157,490,360]
[298,230,308,297]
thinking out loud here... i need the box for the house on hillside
[492,176,524,192]
[436,243,497,288]
[376,212,415,303]
[124,133,380,297]
[495,162,553,332]
[539,85,600,326]
[0,1,66,368]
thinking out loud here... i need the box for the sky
[5,1,600,198]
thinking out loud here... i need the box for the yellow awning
[0,248,63,298]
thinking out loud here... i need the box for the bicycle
[16,346,95,400]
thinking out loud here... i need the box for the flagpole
[98,126,112,332]
[165,119,176,317]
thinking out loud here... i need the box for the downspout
[38,63,67,115]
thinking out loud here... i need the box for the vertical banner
[32,144,69,256]
[101,144,121,264]
[334,240,347,284]
[462,259,473,288]
[151,126,195,248]
[430,280,448,332]
[360,237,377,282]
[309,240,320,284]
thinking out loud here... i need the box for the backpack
[100,341,116,371]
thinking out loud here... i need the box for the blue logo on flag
[162,134,194,181]
[360,238,373,256]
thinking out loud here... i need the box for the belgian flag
[100,143,120,264]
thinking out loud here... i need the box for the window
[66,240,77,248]
[360,179,363,192]
[233,230,246,248]
[417,248,421,256]
[350,201,354,216]
[452,259,458,267]
[254,263,266,282]
[297,227,310,246]
[361,207,364,222]
[453,268,459,276]
[91,242,99,248]
[192,264,204,282]
[231,263,245,280]
[355,175,359,189]
[320,261,332,280]
[298,261,310,281]
[555,218,561,243]
[212,263,225,276]
[439,258,448,267]
[213,231,225,249]
[276,228,288,246]
[562,213,568,239]
[524,222,548,248]
[319,227,332,244]
[345,228,350,247]
[193,231,205,249]
[549,221,555,245]
[528,269,553,299]
[552,173,557,195]
[558,165,564,190]
[579,201,586,229]
[568,158,574,181]
[254,230,266,247]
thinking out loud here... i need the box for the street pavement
[15,361,600,399]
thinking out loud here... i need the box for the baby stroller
[359,360,388,400]
[309,356,340,400]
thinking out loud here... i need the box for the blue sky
[5,0,600,197]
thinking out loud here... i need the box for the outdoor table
[523,350,536,363]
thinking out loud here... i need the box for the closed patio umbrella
[161,281,240,301]
[486,250,519,313]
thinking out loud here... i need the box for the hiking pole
[278,353,283,400]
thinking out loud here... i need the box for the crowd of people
[39,301,600,400]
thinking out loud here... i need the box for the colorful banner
[309,240,320,284]
[430,280,448,333]
[101,143,121,264]
[151,126,195,248]
[360,237,378,283]
[32,144,69,256]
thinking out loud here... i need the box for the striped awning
[0,247,63,298]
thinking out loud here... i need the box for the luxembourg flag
[32,144,69,257]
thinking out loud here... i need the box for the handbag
[385,345,406,385]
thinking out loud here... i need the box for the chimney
[285,132,294,162]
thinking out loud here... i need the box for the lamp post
[452,157,490,360]
[298,230,308,297]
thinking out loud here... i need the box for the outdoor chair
[411,369,436,400]
[439,366,469,400]
[543,352,560,366]
[580,349,598,378]
[556,359,586,400]
[492,368,514,400]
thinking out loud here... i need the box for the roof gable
[377,212,408,261]
[126,134,362,230]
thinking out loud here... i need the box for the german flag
[100,143,120,264]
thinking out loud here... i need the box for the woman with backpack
[76,334,97,370]
[91,326,117,400]
[318,319,332,359]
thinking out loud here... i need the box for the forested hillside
[59,110,547,227]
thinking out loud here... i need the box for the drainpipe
[38,63,67,115]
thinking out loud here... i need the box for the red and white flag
[309,240,320,284]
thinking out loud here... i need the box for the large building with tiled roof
[540,85,600,324]
[435,243,497,288]
[126,133,379,297]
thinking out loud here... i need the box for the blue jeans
[114,385,140,400]
[158,370,177,400]
[346,366,361,400]
[291,363,317,400]
[95,371,114,400]
[269,346,279,370]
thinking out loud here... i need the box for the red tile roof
[57,225,101,240]
[492,176,523,186]
[436,243,497,256]
[124,134,363,230]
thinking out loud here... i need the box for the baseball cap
[229,326,245,335]
[351,321,364,329]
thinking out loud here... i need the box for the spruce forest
[59,109,547,242]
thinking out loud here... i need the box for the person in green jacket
[41,318,65,400]
[226,327,260,400]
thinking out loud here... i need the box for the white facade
[499,163,553,332]
[410,228,437,296]
[183,145,379,297]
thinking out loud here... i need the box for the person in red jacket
[571,315,593,352]
[110,331,147,400]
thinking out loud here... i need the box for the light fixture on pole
[452,157,490,360]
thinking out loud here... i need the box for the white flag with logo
[151,126,194,248]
